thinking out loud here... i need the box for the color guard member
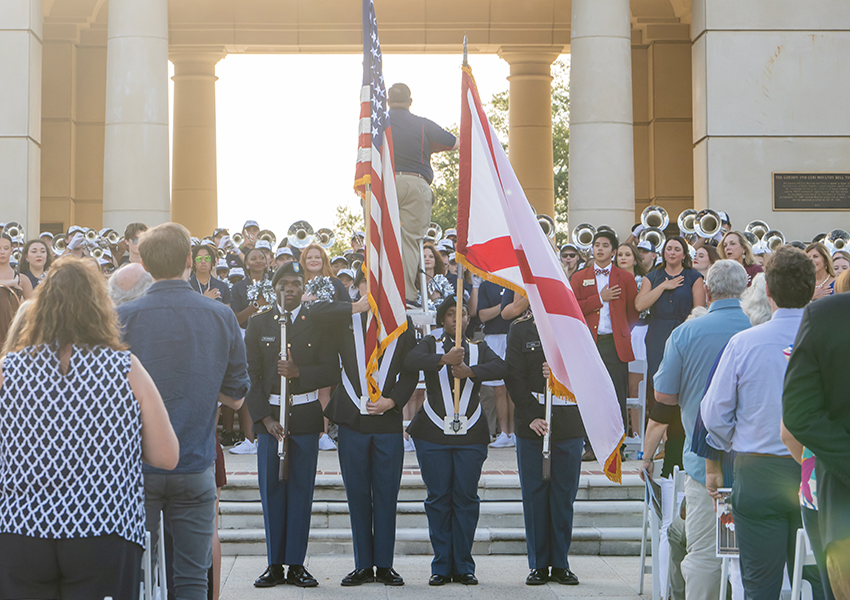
[504,312,586,586]
[404,295,505,586]
[319,270,419,586]
[245,261,340,588]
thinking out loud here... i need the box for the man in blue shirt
[641,260,751,600]
[118,223,250,600]
[388,83,458,302]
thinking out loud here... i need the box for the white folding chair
[638,462,664,600]
[625,359,647,454]
[790,528,816,600]
[141,512,168,600]
[663,466,687,600]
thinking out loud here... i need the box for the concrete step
[219,526,645,558]
[220,473,646,503]
[219,499,644,531]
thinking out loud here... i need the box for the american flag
[354,0,407,401]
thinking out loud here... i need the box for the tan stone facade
[3,0,848,240]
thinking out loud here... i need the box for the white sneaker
[489,432,515,448]
[508,433,517,444]
[229,439,257,455]
[318,433,337,451]
[403,437,416,452]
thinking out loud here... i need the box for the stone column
[0,0,42,235]
[170,50,224,237]
[569,0,636,237]
[102,0,169,230]
[498,47,561,218]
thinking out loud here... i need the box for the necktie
[595,267,610,276]
[285,311,293,327]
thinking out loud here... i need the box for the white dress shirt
[702,308,805,456]
[595,263,613,335]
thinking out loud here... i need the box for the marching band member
[318,270,418,586]
[188,243,231,306]
[404,295,505,586]
[245,261,340,588]
[504,312,585,586]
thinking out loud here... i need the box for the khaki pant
[682,475,722,600]
[395,173,434,302]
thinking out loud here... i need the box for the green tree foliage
[329,201,364,258]
[430,59,571,245]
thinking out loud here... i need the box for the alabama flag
[456,65,625,482]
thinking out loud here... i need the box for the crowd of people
[0,83,847,599]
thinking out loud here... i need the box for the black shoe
[219,431,236,447]
[550,568,579,585]
[254,565,286,588]
[581,448,596,462]
[526,568,549,585]
[429,574,450,586]
[376,567,404,586]
[287,565,318,588]
[454,573,478,585]
[341,568,374,586]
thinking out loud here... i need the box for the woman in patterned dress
[0,256,177,599]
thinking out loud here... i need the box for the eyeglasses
[195,255,212,263]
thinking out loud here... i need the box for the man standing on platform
[388,83,458,302]
[570,230,639,454]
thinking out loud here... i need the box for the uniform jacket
[312,302,418,433]
[404,335,505,446]
[570,264,639,363]
[504,315,585,441]
[245,303,340,436]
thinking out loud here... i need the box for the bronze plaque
[773,173,850,211]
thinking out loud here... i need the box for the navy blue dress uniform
[404,299,505,585]
[244,263,340,588]
[318,302,418,585]
[504,313,585,586]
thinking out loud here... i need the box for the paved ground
[219,555,651,599]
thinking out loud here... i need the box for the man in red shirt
[570,230,639,449]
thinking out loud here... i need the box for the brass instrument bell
[287,221,315,249]
[641,205,670,231]
[316,228,335,249]
[537,214,557,239]
[694,209,722,239]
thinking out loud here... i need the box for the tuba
[745,220,770,242]
[639,227,666,249]
[537,214,557,239]
[52,234,67,255]
[316,228,335,249]
[678,209,697,236]
[641,205,669,231]
[258,229,277,247]
[571,223,596,253]
[287,220,315,249]
[424,222,442,243]
[764,229,786,251]
[5,221,24,241]
[827,229,849,252]
[100,228,122,244]
[694,209,722,239]
[742,231,759,247]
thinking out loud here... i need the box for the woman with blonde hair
[0,256,178,599]
[719,231,762,286]
[806,242,835,299]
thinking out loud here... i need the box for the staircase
[218,471,647,557]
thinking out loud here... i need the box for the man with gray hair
[641,260,752,600]
[108,262,153,306]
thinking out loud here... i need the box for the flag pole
[363,183,373,403]
[450,31,469,433]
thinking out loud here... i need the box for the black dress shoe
[526,568,549,585]
[454,573,479,585]
[376,567,404,586]
[254,565,286,588]
[581,448,596,462]
[550,568,579,585]
[341,568,374,586]
[287,565,319,588]
[429,574,450,586]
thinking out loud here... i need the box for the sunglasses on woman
[194,255,212,263]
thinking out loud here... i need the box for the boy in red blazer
[570,230,639,441]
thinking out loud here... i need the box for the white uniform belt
[535,392,570,406]
[269,390,318,407]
